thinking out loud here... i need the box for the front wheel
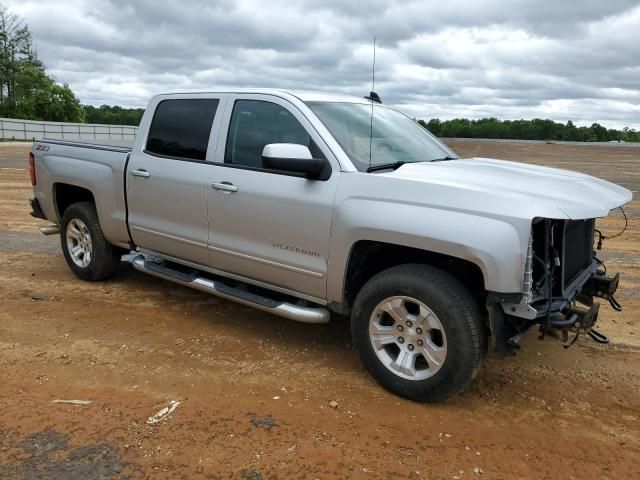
[351,264,486,402]
[60,201,122,281]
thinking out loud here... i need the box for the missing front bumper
[488,270,622,354]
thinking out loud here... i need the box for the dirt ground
[0,140,638,479]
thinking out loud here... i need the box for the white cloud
[10,0,640,128]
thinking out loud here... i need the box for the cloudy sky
[11,0,640,128]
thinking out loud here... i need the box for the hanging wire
[595,206,628,250]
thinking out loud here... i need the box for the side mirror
[261,143,327,179]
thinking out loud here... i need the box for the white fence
[0,117,138,141]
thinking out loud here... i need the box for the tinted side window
[225,100,322,169]
[146,99,219,160]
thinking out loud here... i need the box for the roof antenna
[366,37,379,169]
[364,37,381,104]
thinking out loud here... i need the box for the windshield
[306,102,458,171]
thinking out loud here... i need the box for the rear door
[206,94,339,300]
[127,95,227,265]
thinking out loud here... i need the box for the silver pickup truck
[28,89,632,401]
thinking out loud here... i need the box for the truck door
[127,95,227,265]
[206,95,339,300]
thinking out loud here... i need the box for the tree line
[83,105,144,125]
[418,117,640,143]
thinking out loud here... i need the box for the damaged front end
[488,217,623,355]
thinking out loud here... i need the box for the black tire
[60,201,122,281]
[351,264,486,402]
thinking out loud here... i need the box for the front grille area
[531,218,595,299]
[563,219,595,287]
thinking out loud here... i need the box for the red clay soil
[0,141,638,479]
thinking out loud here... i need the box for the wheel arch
[53,183,95,221]
[52,182,130,250]
[337,240,487,314]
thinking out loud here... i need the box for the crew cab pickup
[28,89,632,401]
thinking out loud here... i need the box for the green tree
[561,120,579,141]
[83,104,144,125]
[10,63,84,121]
[1,3,37,109]
[589,123,609,141]
[621,127,640,142]
[0,3,84,122]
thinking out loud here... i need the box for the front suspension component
[582,271,623,311]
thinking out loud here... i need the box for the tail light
[28,152,36,185]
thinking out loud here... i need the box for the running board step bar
[130,254,330,324]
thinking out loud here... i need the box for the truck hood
[390,157,632,220]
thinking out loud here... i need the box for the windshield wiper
[367,161,406,173]
[367,156,456,172]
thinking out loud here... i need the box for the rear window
[146,99,219,160]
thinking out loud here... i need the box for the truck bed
[32,137,133,250]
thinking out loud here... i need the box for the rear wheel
[60,201,122,281]
[351,264,486,402]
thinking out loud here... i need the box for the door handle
[211,182,238,193]
[130,169,151,178]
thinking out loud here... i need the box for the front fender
[327,197,533,305]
